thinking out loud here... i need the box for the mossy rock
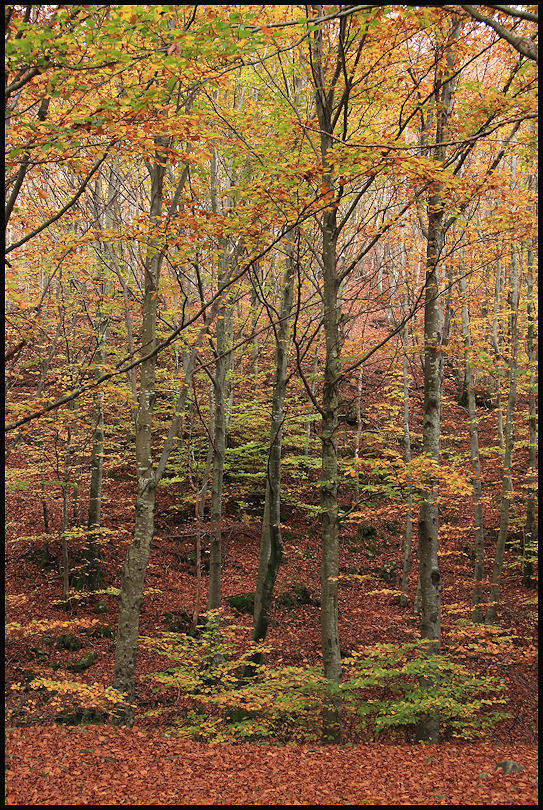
[495,760,524,775]
[276,583,317,609]
[67,649,97,673]
[28,645,50,660]
[379,559,398,583]
[163,610,202,636]
[227,592,255,614]
[88,624,114,639]
[56,633,83,651]
[357,524,377,540]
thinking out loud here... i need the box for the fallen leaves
[4,726,538,805]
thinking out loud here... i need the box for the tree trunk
[83,311,107,590]
[416,20,460,741]
[399,244,414,609]
[320,202,342,743]
[491,259,505,451]
[304,335,321,456]
[416,192,443,743]
[252,236,296,654]
[308,6,343,742]
[486,242,519,624]
[113,142,167,723]
[523,242,537,588]
[459,263,485,623]
[192,386,214,631]
[208,256,228,612]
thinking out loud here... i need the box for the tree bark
[113,140,167,722]
[399,244,414,609]
[523,241,537,588]
[252,236,296,654]
[416,19,460,741]
[459,262,485,623]
[486,241,519,624]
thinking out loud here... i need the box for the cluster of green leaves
[142,612,326,743]
[143,614,510,744]
[341,641,510,741]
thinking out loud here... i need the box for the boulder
[495,760,524,775]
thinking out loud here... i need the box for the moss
[276,583,317,609]
[67,649,97,673]
[227,592,255,614]
[56,633,83,651]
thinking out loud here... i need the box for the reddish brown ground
[5,726,538,805]
[5,370,538,805]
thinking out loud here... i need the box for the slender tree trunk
[416,190,443,744]
[492,259,505,451]
[83,310,108,590]
[459,263,485,623]
[523,242,537,588]
[250,264,260,377]
[192,387,214,631]
[320,201,342,742]
[399,243,414,608]
[208,255,228,612]
[305,335,321,456]
[252,236,296,654]
[486,242,519,624]
[113,142,167,722]
[354,365,364,501]
[61,425,72,603]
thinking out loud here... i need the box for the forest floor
[5,384,538,805]
[5,726,538,805]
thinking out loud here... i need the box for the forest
[5,4,538,805]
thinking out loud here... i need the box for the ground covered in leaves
[5,377,538,805]
[5,726,538,805]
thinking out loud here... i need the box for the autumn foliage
[5,4,537,806]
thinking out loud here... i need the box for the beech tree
[5,5,537,742]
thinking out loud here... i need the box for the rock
[379,559,398,583]
[276,583,317,609]
[68,649,97,673]
[227,592,255,614]
[56,633,83,651]
[29,645,49,660]
[89,624,114,639]
[495,760,524,774]
[163,609,201,636]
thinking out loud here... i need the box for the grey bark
[523,242,537,588]
[459,262,485,623]
[251,237,296,653]
[113,139,167,721]
[416,21,460,742]
[208,269,227,611]
[399,244,414,609]
[309,6,343,742]
[486,241,519,624]
[492,259,505,451]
